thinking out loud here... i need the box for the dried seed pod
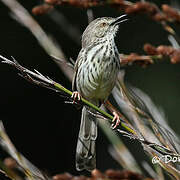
[105,169,145,179]
[105,169,120,178]
[144,44,158,55]
[53,169,153,180]
[144,43,180,64]
[71,176,86,180]
[157,45,174,56]
[171,51,180,64]
[53,173,73,180]
[45,0,61,5]
[32,4,53,15]
[4,157,17,169]
[152,13,167,22]
[162,4,180,22]
[121,53,153,67]
[125,2,158,15]
[59,0,100,8]
[91,169,105,178]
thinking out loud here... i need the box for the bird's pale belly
[86,78,115,100]
[78,60,118,102]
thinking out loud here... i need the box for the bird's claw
[111,112,121,129]
[71,91,81,104]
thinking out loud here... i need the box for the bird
[71,15,128,171]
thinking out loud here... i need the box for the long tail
[76,106,97,171]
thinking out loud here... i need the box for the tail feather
[76,106,97,171]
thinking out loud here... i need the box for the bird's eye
[100,22,107,27]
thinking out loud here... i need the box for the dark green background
[0,0,179,177]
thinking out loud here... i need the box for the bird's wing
[72,49,84,91]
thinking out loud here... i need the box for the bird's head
[82,15,128,48]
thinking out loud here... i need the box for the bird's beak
[110,14,128,26]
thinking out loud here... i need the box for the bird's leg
[71,91,81,104]
[103,100,121,129]
[112,111,121,129]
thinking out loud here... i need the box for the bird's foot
[111,111,121,129]
[71,91,81,104]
